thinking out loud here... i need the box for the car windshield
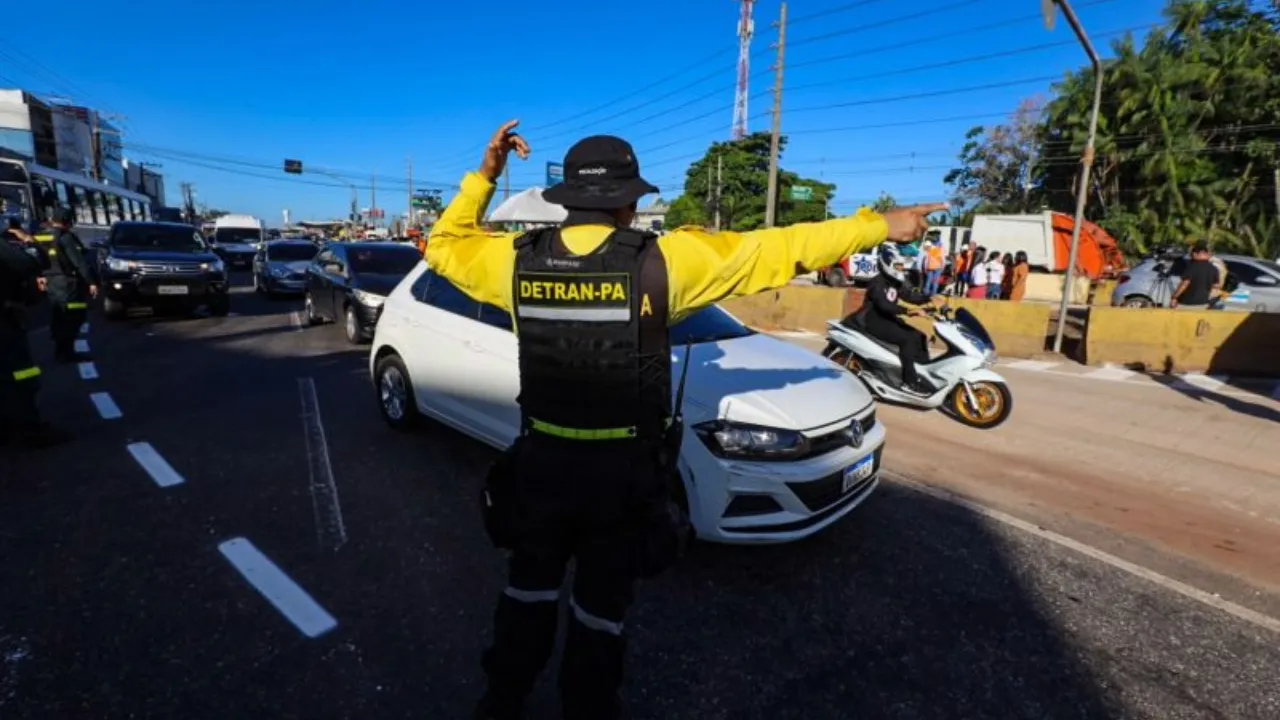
[214,227,262,244]
[669,306,755,345]
[267,243,319,262]
[112,226,208,252]
[348,246,421,275]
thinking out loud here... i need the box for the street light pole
[1046,0,1104,355]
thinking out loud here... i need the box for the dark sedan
[97,222,230,319]
[252,240,320,297]
[304,242,421,344]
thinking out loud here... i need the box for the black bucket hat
[542,135,659,210]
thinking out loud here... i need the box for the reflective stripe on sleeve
[504,587,560,603]
[569,597,623,636]
[12,366,41,381]
[65,302,87,310]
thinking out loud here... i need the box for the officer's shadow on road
[631,483,1120,719]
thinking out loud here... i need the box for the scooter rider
[847,244,944,395]
[429,120,945,720]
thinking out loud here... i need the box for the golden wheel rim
[954,382,1004,425]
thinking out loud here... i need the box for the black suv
[98,222,231,319]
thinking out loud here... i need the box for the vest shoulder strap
[513,226,554,253]
[611,228,658,252]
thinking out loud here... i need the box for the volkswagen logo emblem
[845,418,864,449]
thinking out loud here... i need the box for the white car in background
[369,263,886,545]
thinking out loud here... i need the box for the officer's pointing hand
[882,203,949,243]
[480,120,532,183]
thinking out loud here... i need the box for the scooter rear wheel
[949,380,1012,429]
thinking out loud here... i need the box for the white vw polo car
[369,263,885,545]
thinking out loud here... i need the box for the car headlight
[199,258,225,274]
[105,256,134,272]
[694,420,810,460]
[353,289,385,307]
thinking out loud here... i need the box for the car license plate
[157,285,189,295]
[842,456,875,493]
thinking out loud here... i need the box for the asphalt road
[2,273,1278,719]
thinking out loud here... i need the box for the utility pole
[370,174,377,228]
[1045,0,1103,355]
[714,155,723,231]
[1273,167,1279,218]
[764,2,787,228]
[503,164,511,201]
[407,157,414,230]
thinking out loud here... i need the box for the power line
[788,0,896,26]
[787,0,987,52]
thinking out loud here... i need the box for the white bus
[0,154,153,247]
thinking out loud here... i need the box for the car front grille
[786,446,883,512]
[802,409,877,460]
[135,261,204,275]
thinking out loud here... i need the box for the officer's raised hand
[882,203,949,243]
[479,120,532,182]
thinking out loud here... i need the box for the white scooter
[824,305,1013,429]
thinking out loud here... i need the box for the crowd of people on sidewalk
[914,237,1030,302]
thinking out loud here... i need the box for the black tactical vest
[45,230,83,278]
[512,226,671,441]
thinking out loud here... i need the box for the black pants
[482,436,661,720]
[50,301,87,357]
[0,316,41,431]
[866,316,928,385]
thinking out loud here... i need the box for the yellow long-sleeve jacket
[425,172,891,324]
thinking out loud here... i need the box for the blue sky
[3,0,1168,223]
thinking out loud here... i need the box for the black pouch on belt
[480,441,524,549]
[633,461,691,579]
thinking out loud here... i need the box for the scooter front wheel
[948,380,1012,429]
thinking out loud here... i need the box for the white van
[212,214,266,269]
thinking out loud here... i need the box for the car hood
[108,248,219,263]
[353,274,404,296]
[680,333,871,431]
[269,260,311,274]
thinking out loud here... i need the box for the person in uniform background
[44,208,97,362]
[1,228,67,449]
[951,241,972,297]
[426,120,943,720]
[921,236,945,296]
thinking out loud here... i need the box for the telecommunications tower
[732,0,755,139]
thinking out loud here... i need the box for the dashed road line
[89,392,122,420]
[299,377,347,552]
[126,442,186,488]
[78,322,88,335]
[290,312,304,332]
[217,537,338,638]
[73,338,89,354]
[886,471,1280,636]
[77,362,98,380]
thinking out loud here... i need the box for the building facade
[124,158,166,207]
[0,89,58,168]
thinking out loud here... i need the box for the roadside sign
[790,186,813,202]
[283,159,303,174]
[546,162,564,187]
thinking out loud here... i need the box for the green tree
[944,97,1046,215]
[870,191,898,213]
[1039,0,1279,257]
[412,189,444,217]
[662,132,836,231]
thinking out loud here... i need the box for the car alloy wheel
[380,365,407,421]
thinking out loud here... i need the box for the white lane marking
[886,472,1280,635]
[78,322,89,335]
[73,338,89,353]
[77,362,98,380]
[217,537,338,638]
[1003,360,1058,372]
[89,392,122,419]
[126,442,185,488]
[1081,365,1137,381]
[290,311,303,332]
[769,329,821,338]
[299,378,347,551]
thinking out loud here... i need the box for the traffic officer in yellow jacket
[1,227,68,449]
[429,121,943,720]
[45,208,97,362]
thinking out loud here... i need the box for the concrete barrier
[720,286,1051,359]
[1091,280,1117,307]
[718,285,850,332]
[1024,272,1091,304]
[1085,306,1280,375]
